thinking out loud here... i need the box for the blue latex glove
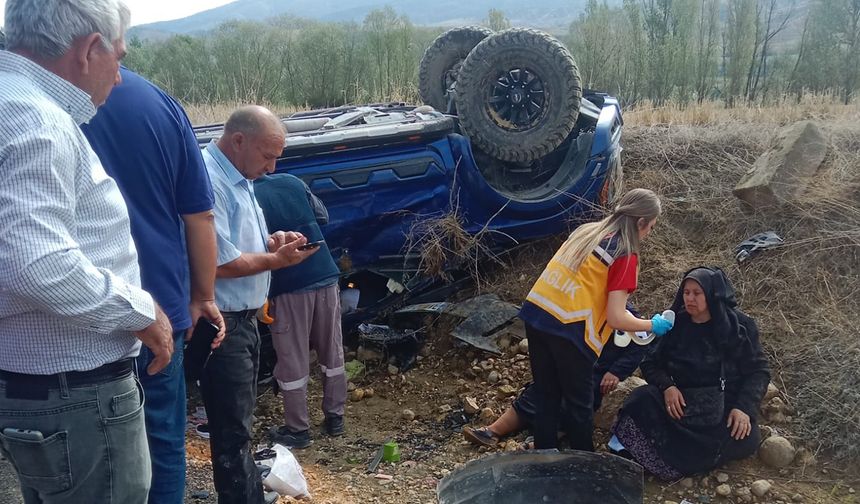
[650,314,674,336]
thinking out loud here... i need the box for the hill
[129,0,620,38]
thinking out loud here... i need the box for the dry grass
[184,102,300,125]
[626,96,860,128]
[403,160,513,289]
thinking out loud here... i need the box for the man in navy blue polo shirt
[82,67,225,504]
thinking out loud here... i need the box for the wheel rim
[487,68,546,131]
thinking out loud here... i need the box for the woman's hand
[664,386,686,420]
[727,408,752,440]
[600,372,621,395]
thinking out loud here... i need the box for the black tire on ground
[455,28,582,164]
[418,26,493,112]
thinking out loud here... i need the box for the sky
[0,0,236,27]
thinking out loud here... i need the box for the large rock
[733,121,827,211]
[593,376,647,430]
[759,435,796,468]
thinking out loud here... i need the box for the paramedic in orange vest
[519,188,674,451]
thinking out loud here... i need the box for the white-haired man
[0,1,173,502]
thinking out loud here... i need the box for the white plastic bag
[263,444,310,498]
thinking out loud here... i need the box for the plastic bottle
[631,309,675,346]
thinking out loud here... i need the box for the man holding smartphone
[203,105,316,503]
[255,173,347,448]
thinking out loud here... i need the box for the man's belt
[0,358,134,396]
[222,309,257,320]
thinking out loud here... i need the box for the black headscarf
[670,266,743,351]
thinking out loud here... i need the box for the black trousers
[527,324,596,451]
[200,312,264,504]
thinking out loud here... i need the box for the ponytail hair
[555,188,662,271]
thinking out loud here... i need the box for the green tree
[363,7,417,101]
[791,2,844,98]
[693,0,720,103]
[485,9,511,31]
[724,0,757,106]
[832,0,860,103]
[568,1,617,91]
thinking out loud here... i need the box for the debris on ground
[344,359,366,381]
[263,444,310,498]
[734,231,784,263]
[448,294,521,354]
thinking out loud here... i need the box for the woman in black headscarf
[609,267,770,480]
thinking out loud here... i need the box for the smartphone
[185,318,220,381]
[2,428,44,442]
[298,239,324,251]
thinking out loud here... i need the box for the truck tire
[456,28,582,164]
[418,26,493,112]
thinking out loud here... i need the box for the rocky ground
[176,320,859,504]
[0,306,856,504]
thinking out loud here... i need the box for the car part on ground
[455,28,582,164]
[418,26,493,113]
[447,294,520,354]
[437,450,643,504]
[735,231,784,263]
[357,323,425,372]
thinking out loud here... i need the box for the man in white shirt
[0,1,172,502]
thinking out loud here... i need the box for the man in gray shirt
[0,1,173,502]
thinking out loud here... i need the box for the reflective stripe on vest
[525,247,618,355]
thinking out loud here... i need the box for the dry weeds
[184,102,300,125]
[626,96,860,128]
[403,160,513,289]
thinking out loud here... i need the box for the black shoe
[268,426,312,449]
[264,491,279,504]
[324,415,345,437]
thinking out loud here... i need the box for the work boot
[268,426,312,449]
[324,415,345,437]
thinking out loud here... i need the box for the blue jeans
[136,330,187,504]
[0,368,150,503]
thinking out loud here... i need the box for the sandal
[521,435,535,450]
[463,426,499,448]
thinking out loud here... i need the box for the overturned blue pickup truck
[193,27,623,347]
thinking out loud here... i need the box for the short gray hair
[4,0,131,59]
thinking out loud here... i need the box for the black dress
[612,268,770,480]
